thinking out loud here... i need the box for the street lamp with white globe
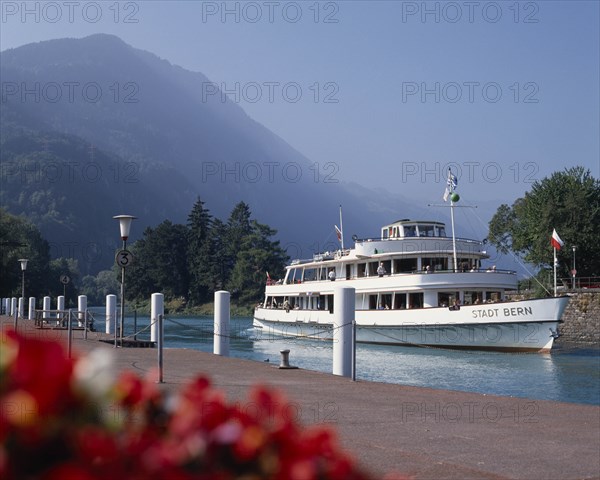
[113,215,137,346]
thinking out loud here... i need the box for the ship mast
[450,195,458,272]
[339,205,345,250]
[444,168,459,272]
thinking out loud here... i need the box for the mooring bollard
[278,349,298,369]
[11,297,17,317]
[151,293,164,343]
[28,297,35,321]
[214,291,230,356]
[18,297,24,319]
[57,295,65,323]
[78,295,87,328]
[333,287,356,379]
[43,296,51,322]
[106,294,116,335]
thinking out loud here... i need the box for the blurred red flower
[1,329,384,479]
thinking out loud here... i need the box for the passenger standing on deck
[377,262,386,277]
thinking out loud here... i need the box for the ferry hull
[253,297,569,352]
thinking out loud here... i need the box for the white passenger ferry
[253,219,570,352]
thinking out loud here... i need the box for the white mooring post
[11,297,17,316]
[333,287,355,378]
[28,297,35,321]
[18,297,24,318]
[106,294,117,334]
[151,293,164,343]
[3,298,8,315]
[214,290,230,356]
[77,295,87,327]
[43,296,51,321]
[57,295,65,322]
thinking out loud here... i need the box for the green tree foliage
[227,220,288,304]
[187,198,214,305]
[488,166,600,277]
[224,202,252,285]
[123,201,287,306]
[127,221,190,301]
[81,270,120,305]
[0,208,51,298]
[49,258,80,307]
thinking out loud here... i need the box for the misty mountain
[1,34,449,275]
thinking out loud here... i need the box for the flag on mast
[443,168,458,201]
[551,229,564,250]
[335,225,342,243]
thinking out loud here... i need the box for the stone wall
[556,292,600,345]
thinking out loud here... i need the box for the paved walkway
[3,317,599,479]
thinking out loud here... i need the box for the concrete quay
[2,317,599,480]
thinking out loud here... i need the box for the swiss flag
[551,229,564,250]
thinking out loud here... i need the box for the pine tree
[127,221,189,300]
[223,202,252,287]
[228,220,288,303]
[187,198,213,305]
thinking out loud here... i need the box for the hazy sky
[2,0,599,208]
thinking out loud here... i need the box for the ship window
[380,294,392,310]
[286,268,298,284]
[346,264,352,280]
[318,295,326,310]
[408,292,423,309]
[485,291,501,302]
[380,260,391,275]
[368,262,379,276]
[419,225,435,237]
[403,225,416,237]
[382,228,389,239]
[393,293,407,309]
[394,258,417,273]
[393,227,399,238]
[437,292,450,307]
[439,292,460,307]
[437,226,446,237]
[319,267,328,281]
[422,257,445,272]
[435,258,448,271]
[457,259,471,272]
[464,291,483,305]
[369,295,378,310]
[303,268,316,282]
[358,263,367,278]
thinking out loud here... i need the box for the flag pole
[450,197,458,272]
[446,168,458,272]
[553,246,557,297]
[339,205,344,250]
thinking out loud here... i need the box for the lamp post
[18,259,28,318]
[572,245,577,290]
[113,215,136,345]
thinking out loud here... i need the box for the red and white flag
[335,225,342,242]
[551,229,564,250]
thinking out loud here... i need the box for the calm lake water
[103,313,599,406]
